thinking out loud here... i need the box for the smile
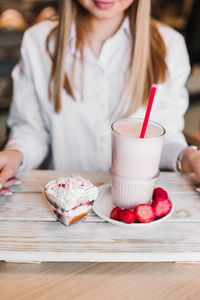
[94,1,116,10]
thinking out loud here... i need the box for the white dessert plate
[93,186,174,227]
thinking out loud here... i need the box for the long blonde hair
[46,0,167,116]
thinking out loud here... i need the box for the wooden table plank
[0,192,200,223]
[1,171,200,264]
[0,193,55,221]
[158,172,199,194]
[1,220,200,262]
[12,171,111,193]
[11,170,199,194]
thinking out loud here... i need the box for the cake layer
[50,202,93,226]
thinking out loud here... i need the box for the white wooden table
[0,170,200,263]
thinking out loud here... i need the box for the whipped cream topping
[45,175,99,211]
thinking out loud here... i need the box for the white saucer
[93,186,174,227]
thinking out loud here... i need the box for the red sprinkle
[58,183,66,188]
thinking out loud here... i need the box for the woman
[0,0,200,195]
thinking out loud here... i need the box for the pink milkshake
[111,118,165,209]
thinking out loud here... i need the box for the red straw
[140,85,157,138]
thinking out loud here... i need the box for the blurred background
[0,0,200,150]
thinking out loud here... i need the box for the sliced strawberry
[119,209,136,224]
[153,187,168,200]
[152,197,172,219]
[110,207,123,221]
[135,204,155,223]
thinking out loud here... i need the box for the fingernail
[196,187,200,193]
[4,192,13,196]
[14,180,22,186]
[0,183,2,190]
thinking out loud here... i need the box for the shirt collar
[68,16,131,56]
[120,16,131,38]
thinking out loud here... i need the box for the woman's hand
[0,150,23,195]
[181,147,200,182]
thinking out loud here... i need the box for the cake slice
[44,175,99,225]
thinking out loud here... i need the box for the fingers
[182,148,200,182]
[0,176,21,196]
[194,164,200,183]
[3,177,22,188]
[0,150,22,193]
[190,152,200,182]
[0,165,16,188]
[0,188,13,196]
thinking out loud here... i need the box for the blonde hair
[46,0,167,116]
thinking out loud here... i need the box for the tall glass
[111,118,165,209]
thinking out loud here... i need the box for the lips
[94,1,116,10]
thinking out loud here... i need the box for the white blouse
[5,18,191,172]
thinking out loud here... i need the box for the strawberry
[119,209,136,224]
[153,187,168,200]
[110,207,123,221]
[152,197,172,219]
[135,204,155,223]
